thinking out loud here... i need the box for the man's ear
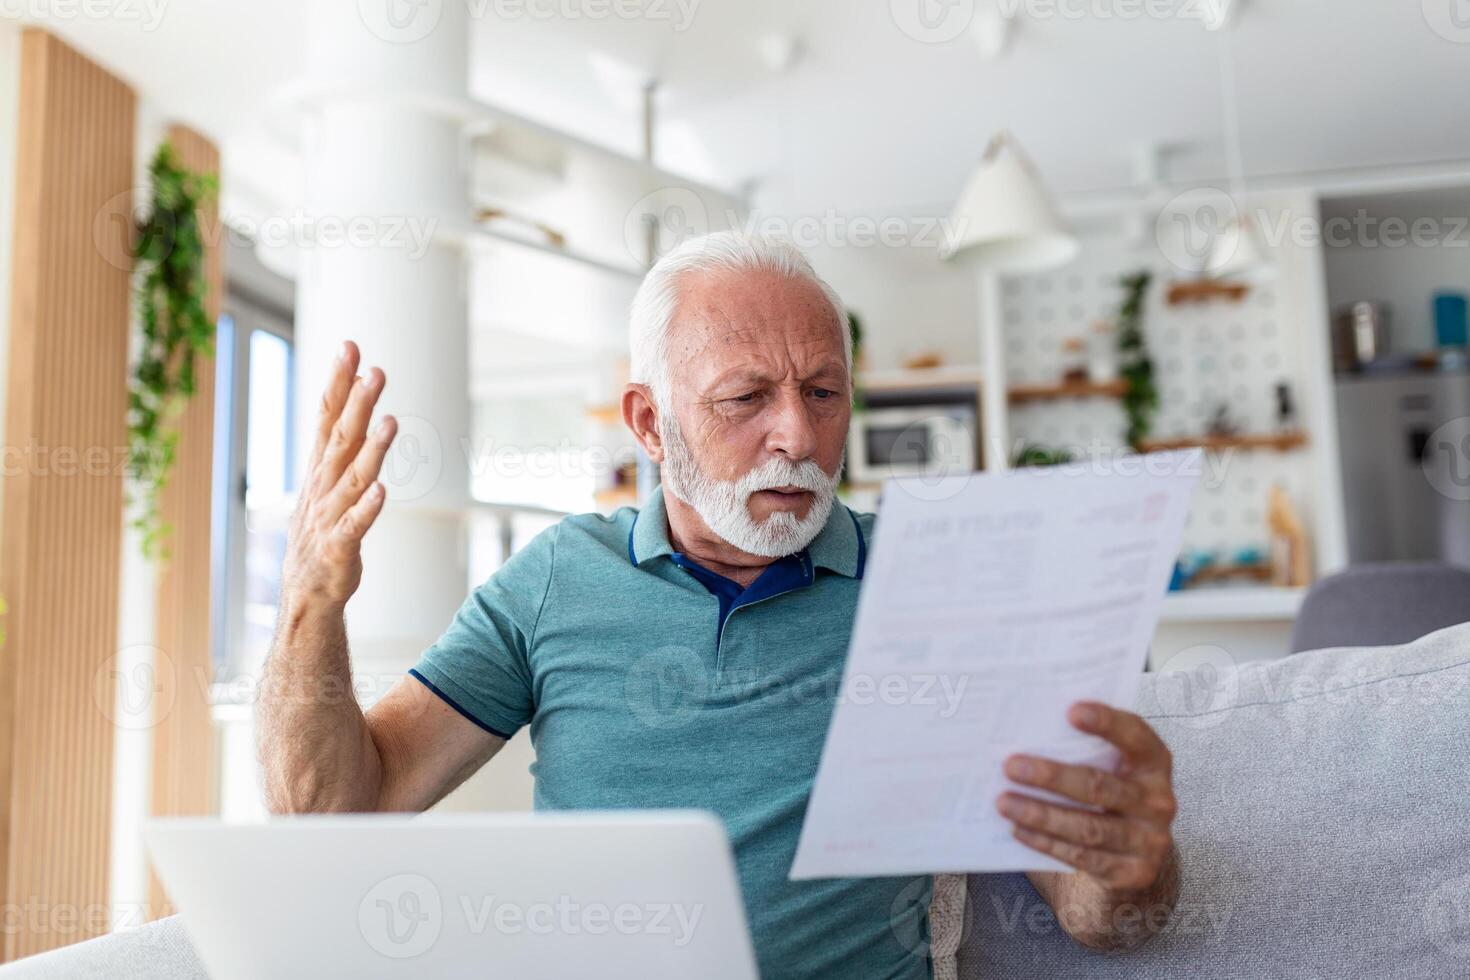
[622,383,665,465]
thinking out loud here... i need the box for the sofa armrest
[0,916,205,980]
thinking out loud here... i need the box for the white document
[790,450,1202,878]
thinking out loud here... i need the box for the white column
[977,271,1011,471]
[294,1,472,687]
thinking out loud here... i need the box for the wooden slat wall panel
[147,125,221,915]
[0,29,135,960]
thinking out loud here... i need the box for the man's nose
[765,391,820,461]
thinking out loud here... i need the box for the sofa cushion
[0,916,204,980]
[958,621,1470,979]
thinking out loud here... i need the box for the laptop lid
[145,810,759,980]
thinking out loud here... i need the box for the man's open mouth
[754,486,814,508]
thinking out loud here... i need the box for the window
[213,294,295,680]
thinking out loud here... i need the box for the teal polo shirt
[409,487,932,979]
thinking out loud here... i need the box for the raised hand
[280,341,399,608]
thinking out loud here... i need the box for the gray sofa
[7,623,1470,979]
[960,620,1470,978]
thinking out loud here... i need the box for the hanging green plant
[127,142,219,560]
[847,310,866,412]
[1117,270,1158,451]
[1013,443,1076,468]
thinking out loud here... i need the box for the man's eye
[732,393,757,403]
[810,389,835,400]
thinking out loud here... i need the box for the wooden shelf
[1166,279,1251,306]
[1137,430,1307,453]
[1187,563,1273,585]
[857,366,982,393]
[1008,379,1128,404]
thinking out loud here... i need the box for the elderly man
[259,232,1180,978]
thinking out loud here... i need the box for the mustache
[734,457,839,495]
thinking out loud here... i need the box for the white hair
[627,231,851,413]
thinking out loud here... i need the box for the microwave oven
[846,405,977,483]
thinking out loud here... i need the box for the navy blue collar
[626,486,867,638]
[627,486,866,579]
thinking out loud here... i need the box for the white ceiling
[26,0,1470,217]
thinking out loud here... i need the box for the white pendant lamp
[1207,22,1273,282]
[1206,212,1272,283]
[942,130,1079,273]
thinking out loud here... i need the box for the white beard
[660,414,841,559]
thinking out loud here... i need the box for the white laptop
[145,811,759,980]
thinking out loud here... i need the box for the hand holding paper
[790,450,1200,879]
[998,700,1177,891]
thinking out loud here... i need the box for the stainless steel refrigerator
[1336,370,1470,566]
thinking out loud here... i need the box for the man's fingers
[1003,756,1151,815]
[320,416,398,524]
[1068,702,1172,773]
[314,367,385,495]
[1011,827,1161,892]
[997,793,1169,860]
[308,342,360,473]
[333,480,386,547]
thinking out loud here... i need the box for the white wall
[807,235,979,371]
[1321,188,1470,355]
[108,99,170,927]
[1323,238,1470,355]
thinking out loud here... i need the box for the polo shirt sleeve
[407,523,558,740]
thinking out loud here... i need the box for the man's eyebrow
[703,361,849,393]
[701,369,768,396]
